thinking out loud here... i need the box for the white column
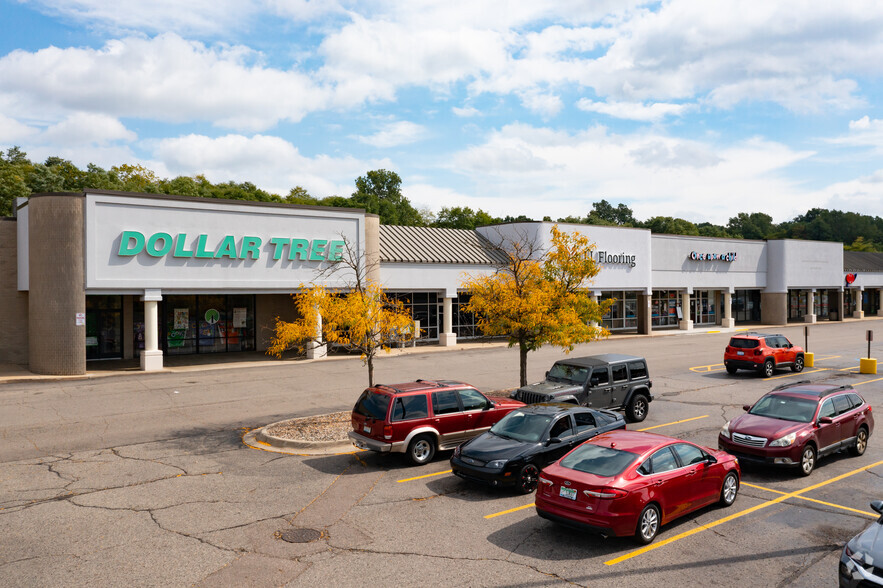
[679,290,693,331]
[853,288,865,319]
[140,289,163,371]
[805,289,817,323]
[306,309,327,359]
[439,296,457,346]
[721,291,735,328]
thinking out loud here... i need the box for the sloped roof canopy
[844,251,883,272]
[380,225,508,265]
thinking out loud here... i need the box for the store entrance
[86,295,123,360]
[690,290,715,325]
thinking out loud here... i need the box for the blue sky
[2,0,883,225]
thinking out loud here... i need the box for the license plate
[363,425,371,433]
[737,351,744,356]
[559,487,577,500]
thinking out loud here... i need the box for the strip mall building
[2,191,882,376]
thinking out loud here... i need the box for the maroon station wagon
[719,382,874,476]
[348,380,524,465]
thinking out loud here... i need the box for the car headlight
[769,432,797,447]
[720,421,731,439]
[453,445,461,457]
[486,459,507,469]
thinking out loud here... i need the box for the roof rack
[772,380,810,391]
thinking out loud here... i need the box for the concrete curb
[242,416,358,456]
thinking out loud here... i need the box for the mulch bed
[264,411,351,442]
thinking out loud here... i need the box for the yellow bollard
[859,358,877,375]
[804,352,814,368]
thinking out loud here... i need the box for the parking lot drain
[277,528,324,543]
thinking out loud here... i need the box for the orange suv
[724,333,805,377]
[348,379,524,465]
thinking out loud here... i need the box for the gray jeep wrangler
[511,354,653,423]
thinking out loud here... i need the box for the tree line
[2,146,881,250]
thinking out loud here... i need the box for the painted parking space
[604,459,883,565]
[689,354,842,373]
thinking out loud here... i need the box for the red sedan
[535,430,740,544]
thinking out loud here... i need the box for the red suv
[719,382,873,476]
[724,333,805,377]
[348,380,524,465]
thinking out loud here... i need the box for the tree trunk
[367,354,375,387]
[519,341,528,387]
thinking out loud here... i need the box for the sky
[2,1,883,226]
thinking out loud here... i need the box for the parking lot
[1,321,881,586]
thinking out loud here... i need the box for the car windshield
[547,363,590,384]
[748,394,817,423]
[353,390,392,420]
[729,338,759,349]
[490,411,553,443]
[560,444,637,477]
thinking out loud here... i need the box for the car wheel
[762,359,775,378]
[791,356,804,373]
[626,394,649,423]
[634,503,660,545]
[719,472,739,506]
[516,463,540,494]
[799,445,816,476]
[725,365,737,375]
[407,434,436,466]
[850,427,869,457]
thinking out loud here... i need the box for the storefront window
[151,295,255,355]
[651,290,679,328]
[86,295,123,360]
[390,292,439,340]
[601,291,639,331]
[452,294,482,338]
[691,290,715,324]
[733,290,761,323]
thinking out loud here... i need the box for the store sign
[597,251,637,268]
[689,251,737,262]
[117,231,346,262]
[846,273,857,285]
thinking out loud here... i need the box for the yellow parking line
[689,364,724,373]
[839,366,861,372]
[485,503,535,519]
[637,415,709,432]
[854,377,883,386]
[604,459,883,566]
[707,330,721,334]
[768,368,828,380]
[742,482,878,518]
[397,469,452,483]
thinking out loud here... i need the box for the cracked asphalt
[1,321,881,586]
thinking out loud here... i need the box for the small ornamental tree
[266,240,415,387]
[463,225,612,387]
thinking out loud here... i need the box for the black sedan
[450,403,626,494]
[840,500,883,587]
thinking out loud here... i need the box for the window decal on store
[689,251,737,262]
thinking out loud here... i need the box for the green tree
[587,200,636,226]
[434,206,495,229]
[845,236,880,252]
[727,212,774,240]
[462,226,612,386]
[350,169,423,226]
[285,186,318,205]
[0,147,32,216]
[697,222,731,238]
[642,216,700,235]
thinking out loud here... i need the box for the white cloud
[452,106,480,117]
[0,114,38,143]
[0,34,330,132]
[41,113,136,145]
[828,115,883,150]
[518,90,563,118]
[151,133,392,197]
[576,99,692,122]
[354,121,427,148]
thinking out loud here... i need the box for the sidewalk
[0,320,862,385]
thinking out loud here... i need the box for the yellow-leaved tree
[267,240,415,386]
[463,225,613,386]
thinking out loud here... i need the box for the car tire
[762,359,775,378]
[626,394,649,423]
[516,463,540,494]
[725,365,737,375]
[850,427,869,457]
[791,356,804,373]
[799,445,816,476]
[634,503,660,545]
[719,472,739,507]
[407,434,436,466]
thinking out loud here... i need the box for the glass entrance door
[86,295,122,359]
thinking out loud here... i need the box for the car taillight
[754,349,762,356]
[383,425,393,439]
[539,476,554,486]
[583,488,628,499]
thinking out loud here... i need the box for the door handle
[654,480,664,486]
[685,470,696,477]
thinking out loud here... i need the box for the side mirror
[545,371,550,378]
[818,416,833,424]
[871,500,883,517]
[485,401,494,410]
[706,454,718,464]
[742,404,751,411]
[546,437,562,446]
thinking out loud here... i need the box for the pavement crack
[110,447,188,476]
